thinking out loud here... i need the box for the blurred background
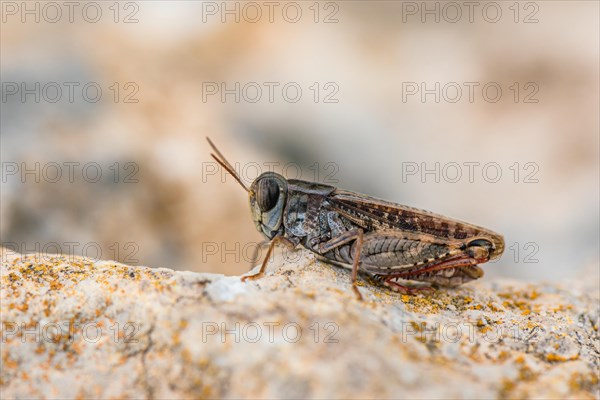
[1,1,598,282]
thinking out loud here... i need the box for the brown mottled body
[207,138,505,299]
[283,180,503,294]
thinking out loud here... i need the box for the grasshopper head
[249,172,288,239]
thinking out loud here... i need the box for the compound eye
[257,178,280,212]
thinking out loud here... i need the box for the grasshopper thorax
[249,172,288,239]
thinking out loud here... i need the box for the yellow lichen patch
[7,272,19,282]
[487,302,504,312]
[495,350,511,362]
[49,279,63,291]
[448,294,494,313]
[366,290,387,301]
[464,343,483,362]
[180,357,223,398]
[524,320,539,330]
[498,373,536,400]
[545,353,580,362]
[293,288,316,300]
[172,331,181,346]
[569,371,600,393]
[327,287,345,296]
[405,320,440,344]
[70,342,82,356]
[2,352,18,369]
[500,295,533,315]
[496,286,559,318]
[515,354,526,364]
[550,304,574,313]
[479,326,491,334]
[475,315,503,333]
[395,292,460,314]
[181,348,192,364]
[498,377,517,398]
[410,321,423,332]
[517,363,537,381]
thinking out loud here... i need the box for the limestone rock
[1,248,599,399]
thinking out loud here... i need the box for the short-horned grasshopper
[208,138,504,299]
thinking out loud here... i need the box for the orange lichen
[515,354,526,364]
[545,353,580,362]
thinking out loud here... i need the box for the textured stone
[1,248,599,399]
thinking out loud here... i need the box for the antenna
[206,137,249,192]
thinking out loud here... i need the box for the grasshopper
[207,138,504,299]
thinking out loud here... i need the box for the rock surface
[1,247,599,399]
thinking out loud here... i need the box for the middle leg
[317,228,365,300]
